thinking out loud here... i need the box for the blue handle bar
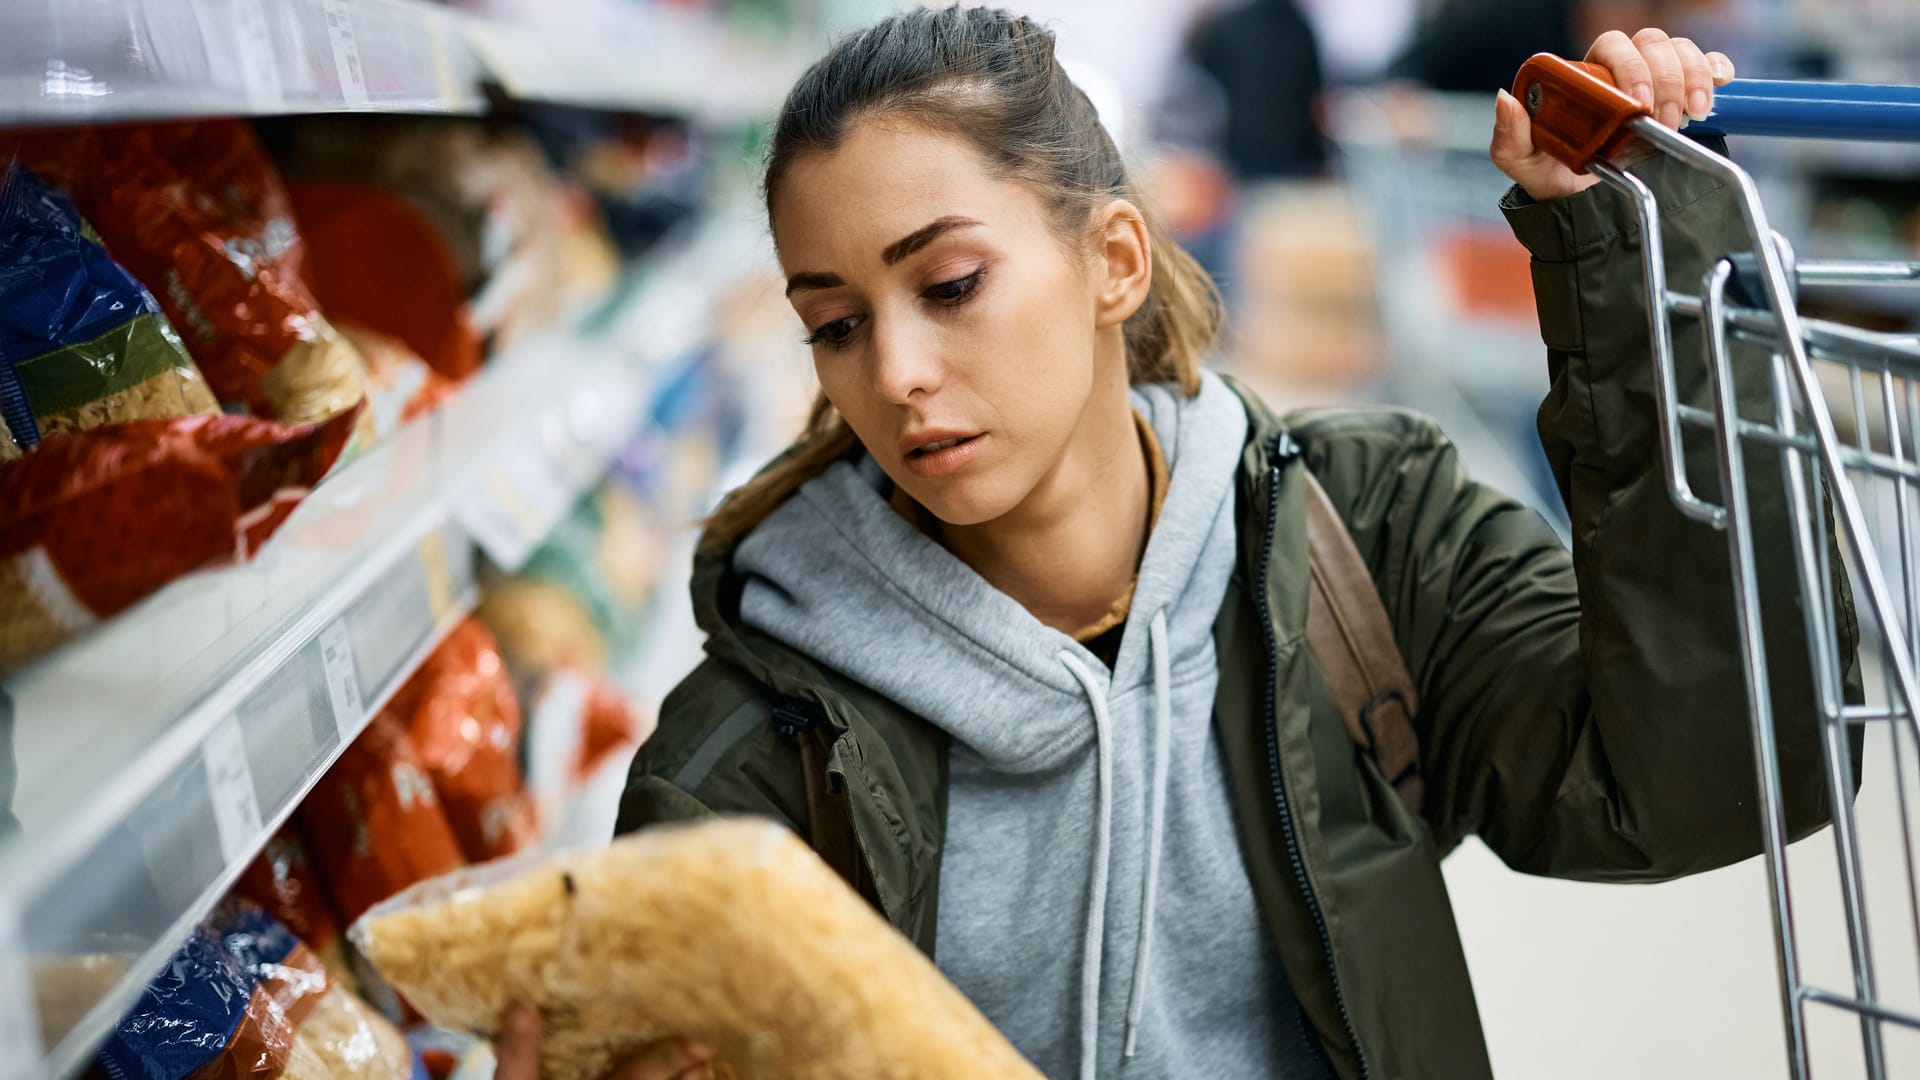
[1688,78,1920,142]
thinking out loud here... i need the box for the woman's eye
[804,316,862,349]
[923,269,985,304]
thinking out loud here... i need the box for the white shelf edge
[1,0,810,126]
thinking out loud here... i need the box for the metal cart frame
[1516,55,1920,1077]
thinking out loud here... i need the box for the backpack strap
[1300,469,1426,816]
[778,700,879,906]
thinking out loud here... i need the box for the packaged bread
[0,160,217,461]
[7,121,371,426]
[351,818,1042,1080]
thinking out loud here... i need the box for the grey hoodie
[733,371,1329,1078]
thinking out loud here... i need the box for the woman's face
[770,121,1138,527]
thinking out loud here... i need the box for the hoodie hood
[731,370,1249,773]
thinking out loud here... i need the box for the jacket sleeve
[1354,148,1861,881]
[612,657,810,839]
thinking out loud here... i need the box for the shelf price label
[322,0,371,107]
[318,618,364,741]
[458,454,567,571]
[0,907,40,1079]
[201,715,264,864]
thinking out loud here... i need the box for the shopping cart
[1514,56,1920,1077]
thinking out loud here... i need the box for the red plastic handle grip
[1513,53,1652,172]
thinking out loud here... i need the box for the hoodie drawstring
[1059,650,1114,1080]
[1059,606,1176,1075]
[1124,609,1173,1058]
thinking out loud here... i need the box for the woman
[506,10,1856,1080]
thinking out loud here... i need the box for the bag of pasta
[7,121,371,427]
[351,818,1042,1080]
[388,617,540,863]
[96,898,414,1080]
[0,405,361,672]
[233,826,357,993]
[297,712,467,928]
[0,160,217,461]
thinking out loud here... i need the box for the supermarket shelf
[0,0,486,124]
[0,0,811,125]
[457,8,813,123]
[0,227,734,1077]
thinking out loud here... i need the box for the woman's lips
[903,433,986,478]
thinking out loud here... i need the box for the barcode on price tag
[0,907,40,1079]
[322,0,370,107]
[318,618,364,740]
[201,715,264,863]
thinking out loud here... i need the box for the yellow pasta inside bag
[352,818,1040,1080]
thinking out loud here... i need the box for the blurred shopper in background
[1186,0,1328,180]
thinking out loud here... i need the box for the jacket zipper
[1258,431,1369,1080]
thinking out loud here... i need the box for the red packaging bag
[574,675,645,782]
[0,405,362,672]
[7,121,372,425]
[233,827,357,993]
[288,182,483,382]
[298,712,465,928]
[397,619,540,863]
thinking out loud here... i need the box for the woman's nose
[869,316,944,404]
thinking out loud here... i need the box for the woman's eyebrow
[881,216,984,265]
[785,216,985,297]
[785,271,844,297]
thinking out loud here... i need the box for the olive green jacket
[615,151,1860,1078]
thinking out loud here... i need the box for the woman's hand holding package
[1490,27,1737,201]
[494,1006,714,1080]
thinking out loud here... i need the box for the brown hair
[703,5,1222,547]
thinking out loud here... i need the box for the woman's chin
[910,479,1022,530]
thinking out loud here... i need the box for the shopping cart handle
[1515,53,1920,169]
[1693,80,1920,142]
[1512,53,1651,173]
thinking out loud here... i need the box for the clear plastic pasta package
[96,898,417,1080]
[0,159,218,461]
[4,120,373,429]
[350,818,1041,1080]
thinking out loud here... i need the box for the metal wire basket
[1515,55,1920,1076]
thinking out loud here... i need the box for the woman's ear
[1093,199,1153,330]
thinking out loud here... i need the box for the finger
[1707,50,1737,85]
[492,1006,543,1080]
[1586,29,1653,112]
[1489,88,1536,168]
[605,1038,715,1080]
[1632,27,1686,130]
[1669,37,1715,120]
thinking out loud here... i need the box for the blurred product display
[0,2,822,1077]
